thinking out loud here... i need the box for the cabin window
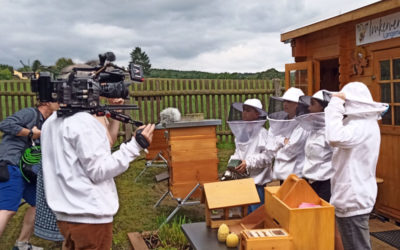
[379,58,400,126]
[285,61,313,95]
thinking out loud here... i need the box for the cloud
[0,0,379,72]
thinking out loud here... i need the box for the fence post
[273,78,282,96]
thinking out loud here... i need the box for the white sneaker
[13,241,44,250]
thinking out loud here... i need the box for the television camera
[31,52,144,127]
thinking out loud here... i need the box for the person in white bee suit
[267,87,310,184]
[325,82,389,250]
[224,98,271,213]
[295,90,334,202]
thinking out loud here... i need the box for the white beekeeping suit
[296,91,334,183]
[226,99,272,185]
[267,87,309,181]
[325,82,389,217]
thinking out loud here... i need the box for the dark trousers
[310,179,331,202]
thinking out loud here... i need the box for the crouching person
[41,110,154,250]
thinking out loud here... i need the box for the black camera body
[31,52,144,118]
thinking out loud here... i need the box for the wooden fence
[0,79,283,143]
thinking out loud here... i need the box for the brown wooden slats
[0,79,278,143]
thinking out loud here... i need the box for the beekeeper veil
[295,90,330,131]
[227,99,267,143]
[267,87,304,137]
[328,82,389,119]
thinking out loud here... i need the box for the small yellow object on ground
[217,223,230,242]
[226,233,239,248]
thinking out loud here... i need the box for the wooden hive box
[203,178,260,229]
[265,174,334,250]
[145,128,168,160]
[162,120,221,198]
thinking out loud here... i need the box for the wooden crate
[265,174,334,250]
[240,228,294,250]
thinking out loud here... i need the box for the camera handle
[135,129,150,149]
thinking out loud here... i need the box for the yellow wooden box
[265,174,334,250]
[240,228,294,250]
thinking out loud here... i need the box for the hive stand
[153,119,221,227]
[134,128,168,183]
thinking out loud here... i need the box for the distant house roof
[281,0,400,42]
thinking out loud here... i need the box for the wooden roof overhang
[281,0,400,42]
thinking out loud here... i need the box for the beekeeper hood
[336,82,388,119]
[227,99,267,143]
[268,87,304,137]
[295,90,330,131]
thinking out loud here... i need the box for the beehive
[164,120,221,198]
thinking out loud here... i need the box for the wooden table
[181,222,238,250]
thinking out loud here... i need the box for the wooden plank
[169,138,217,151]
[155,171,169,182]
[194,80,199,113]
[127,232,149,250]
[169,149,218,162]
[168,126,216,137]
[0,81,4,120]
[149,79,154,123]
[155,80,161,121]
[203,179,260,209]
[170,164,218,183]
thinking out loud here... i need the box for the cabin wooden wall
[290,8,400,221]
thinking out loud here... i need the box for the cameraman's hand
[32,126,41,140]
[135,124,155,144]
[108,98,124,105]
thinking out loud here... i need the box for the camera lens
[100,82,129,99]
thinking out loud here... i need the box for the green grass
[0,146,235,249]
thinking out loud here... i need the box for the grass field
[0,144,235,250]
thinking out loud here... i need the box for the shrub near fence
[0,78,283,143]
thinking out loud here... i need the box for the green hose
[19,145,41,183]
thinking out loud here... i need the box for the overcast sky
[0,0,378,73]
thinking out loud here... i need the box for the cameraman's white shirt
[41,112,142,224]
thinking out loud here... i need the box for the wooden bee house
[203,178,260,229]
[281,0,400,221]
[264,174,334,250]
[163,119,221,198]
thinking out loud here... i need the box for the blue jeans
[248,184,266,214]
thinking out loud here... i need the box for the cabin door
[373,48,400,221]
[285,61,313,95]
[319,58,339,92]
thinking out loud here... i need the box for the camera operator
[0,101,59,250]
[41,108,154,249]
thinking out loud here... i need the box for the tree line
[0,47,284,80]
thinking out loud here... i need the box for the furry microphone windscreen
[160,108,181,124]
